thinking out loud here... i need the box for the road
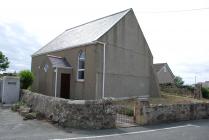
[1,106,209,140]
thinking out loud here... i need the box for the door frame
[60,73,71,99]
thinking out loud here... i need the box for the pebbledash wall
[135,100,209,125]
[21,90,116,129]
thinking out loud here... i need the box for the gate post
[194,84,202,99]
[134,97,150,125]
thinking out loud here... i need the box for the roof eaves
[52,66,72,69]
[31,41,96,57]
[32,30,66,56]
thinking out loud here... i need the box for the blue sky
[0,0,209,84]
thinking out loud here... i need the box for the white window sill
[77,79,85,82]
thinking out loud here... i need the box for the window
[77,51,85,81]
[44,64,48,72]
[164,66,167,72]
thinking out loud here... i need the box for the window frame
[77,51,85,81]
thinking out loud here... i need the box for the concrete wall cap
[3,76,20,80]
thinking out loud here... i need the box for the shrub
[18,70,34,89]
[182,85,194,92]
[118,106,134,116]
[124,108,134,116]
[202,87,209,99]
[174,76,184,87]
[11,101,26,112]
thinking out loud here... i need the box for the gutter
[93,41,106,99]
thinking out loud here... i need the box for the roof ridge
[65,8,132,32]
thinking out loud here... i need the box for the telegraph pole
[195,75,197,84]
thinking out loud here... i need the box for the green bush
[202,87,209,99]
[182,85,194,92]
[18,70,34,89]
[174,76,184,87]
[118,107,134,116]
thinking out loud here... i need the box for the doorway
[60,73,70,99]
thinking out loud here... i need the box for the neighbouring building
[202,81,209,88]
[31,8,160,100]
[153,63,175,84]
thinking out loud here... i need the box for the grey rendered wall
[150,65,160,97]
[31,45,97,100]
[31,55,54,96]
[157,66,174,84]
[0,79,2,101]
[97,10,159,98]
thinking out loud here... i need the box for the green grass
[149,92,209,105]
[117,107,134,116]
[113,91,209,110]
[112,98,136,116]
[11,101,26,112]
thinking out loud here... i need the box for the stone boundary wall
[135,100,209,125]
[21,90,116,129]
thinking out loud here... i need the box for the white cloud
[0,22,40,72]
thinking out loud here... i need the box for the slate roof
[32,9,131,56]
[48,55,71,68]
[153,63,166,72]
[153,63,175,78]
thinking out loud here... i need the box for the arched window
[77,51,85,81]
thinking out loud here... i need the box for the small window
[44,64,48,72]
[164,66,167,72]
[77,51,85,81]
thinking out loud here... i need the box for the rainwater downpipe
[94,41,106,99]
[54,67,58,97]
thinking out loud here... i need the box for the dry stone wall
[21,90,116,129]
[135,100,209,125]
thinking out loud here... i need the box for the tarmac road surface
[1,106,209,140]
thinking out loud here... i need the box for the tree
[0,51,9,71]
[18,70,34,89]
[174,76,184,87]
[202,87,209,99]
